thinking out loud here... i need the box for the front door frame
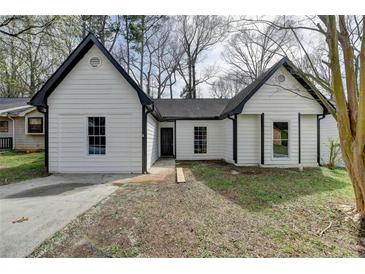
[160,127,174,157]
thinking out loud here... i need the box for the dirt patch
[30,161,359,258]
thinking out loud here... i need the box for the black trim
[36,106,49,173]
[233,115,237,164]
[27,117,44,134]
[317,113,326,166]
[174,120,176,158]
[298,113,301,164]
[44,107,49,173]
[261,113,264,165]
[220,57,334,118]
[30,33,153,108]
[142,106,147,173]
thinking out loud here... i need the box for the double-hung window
[0,121,8,132]
[194,126,207,154]
[27,117,43,134]
[88,117,106,155]
[273,122,289,158]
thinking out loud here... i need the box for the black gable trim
[220,57,334,118]
[282,61,335,115]
[30,33,152,107]
[220,58,287,118]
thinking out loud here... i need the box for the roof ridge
[30,32,152,107]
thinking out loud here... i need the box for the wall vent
[89,56,101,68]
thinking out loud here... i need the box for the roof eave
[30,33,153,107]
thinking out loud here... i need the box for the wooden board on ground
[176,167,186,183]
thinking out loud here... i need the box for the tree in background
[241,15,365,217]
[210,74,243,98]
[176,16,230,98]
[210,18,295,98]
[0,16,61,96]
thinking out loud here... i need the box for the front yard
[0,151,46,185]
[30,161,364,258]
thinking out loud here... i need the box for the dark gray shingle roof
[0,98,30,111]
[154,99,231,120]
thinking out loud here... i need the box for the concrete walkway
[0,174,125,257]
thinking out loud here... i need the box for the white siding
[147,114,158,170]
[242,67,323,115]
[48,45,142,173]
[15,110,44,150]
[0,117,12,138]
[320,115,344,166]
[176,120,225,160]
[300,114,317,166]
[237,114,260,165]
[223,119,233,163]
[239,66,323,167]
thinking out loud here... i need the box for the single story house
[0,98,44,151]
[29,33,340,173]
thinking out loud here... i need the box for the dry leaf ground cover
[30,161,363,257]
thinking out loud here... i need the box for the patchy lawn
[29,161,364,258]
[0,151,46,185]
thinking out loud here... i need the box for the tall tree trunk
[187,56,192,98]
[139,16,145,89]
[169,76,173,99]
[125,17,130,74]
[327,15,365,216]
[192,62,196,98]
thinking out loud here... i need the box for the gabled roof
[30,33,153,107]
[29,34,332,120]
[154,99,230,120]
[220,57,334,117]
[0,97,30,111]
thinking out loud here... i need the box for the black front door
[161,128,173,157]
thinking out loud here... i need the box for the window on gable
[28,117,43,134]
[273,122,289,158]
[0,121,8,132]
[88,117,106,155]
[194,126,207,154]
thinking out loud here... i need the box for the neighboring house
[29,33,340,174]
[0,98,45,151]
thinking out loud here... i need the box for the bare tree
[176,16,230,98]
[223,21,293,87]
[148,23,183,98]
[209,74,243,98]
[243,15,365,217]
[0,16,57,38]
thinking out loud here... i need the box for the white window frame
[272,120,290,160]
[194,126,207,154]
[87,116,106,156]
[25,116,44,135]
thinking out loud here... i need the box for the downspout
[37,106,48,173]
[228,115,237,164]
[261,113,265,165]
[7,115,15,150]
[317,112,327,166]
[142,104,154,174]
[298,113,301,165]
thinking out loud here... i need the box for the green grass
[0,151,46,185]
[192,164,353,211]
[190,163,359,257]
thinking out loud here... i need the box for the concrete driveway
[0,174,124,257]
